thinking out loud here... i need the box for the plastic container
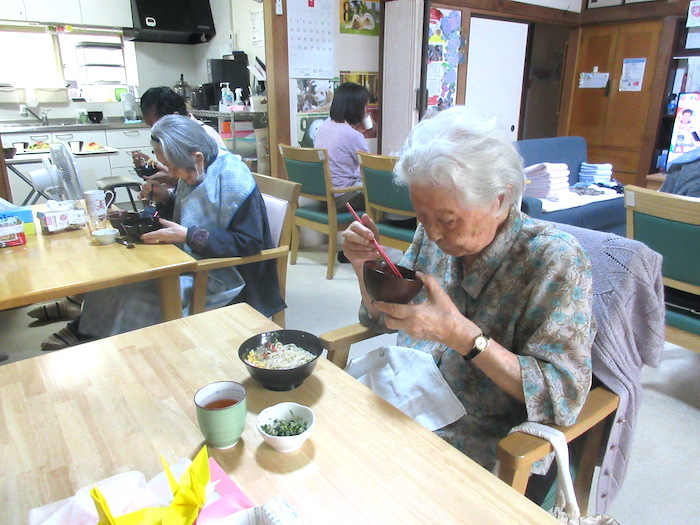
[220,82,233,112]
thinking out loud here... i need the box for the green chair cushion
[296,204,354,226]
[376,222,416,242]
[666,307,700,336]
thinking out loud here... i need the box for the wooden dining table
[0,204,196,321]
[0,303,557,524]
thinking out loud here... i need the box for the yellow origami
[91,446,210,525]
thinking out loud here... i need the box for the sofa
[516,136,626,236]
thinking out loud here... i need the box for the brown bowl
[108,210,140,235]
[363,260,423,304]
[2,147,16,159]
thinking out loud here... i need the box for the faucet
[19,104,51,126]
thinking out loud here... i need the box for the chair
[96,174,142,212]
[357,151,416,251]
[319,223,665,514]
[278,144,362,280]
[191,173,301,328]
[624,185,700,353]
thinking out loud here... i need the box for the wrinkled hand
[374,272,467,344]
[341,213,380,263]
[144,171,178,189]
[139,180,170,203]
[131,150,151,168]
[140,218,187,244]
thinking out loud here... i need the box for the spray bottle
[233,87,247,111]
[219,82,233,112]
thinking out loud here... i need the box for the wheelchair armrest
[521,196,543,218]
[319,322,376,368]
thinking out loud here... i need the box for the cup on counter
[194,381,247,449]
[13,142,28,153]
[69,140,83,154]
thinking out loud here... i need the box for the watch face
[475,335,489,351]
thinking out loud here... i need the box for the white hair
[394,106,524,213]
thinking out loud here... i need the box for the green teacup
[194,381,247,449]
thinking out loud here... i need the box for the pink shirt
[314,119,368,190]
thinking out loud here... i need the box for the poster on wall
[618,58,646,92]
[340,70,379,138]
[339,1,381,36]
[425,8,464,112]
[297,113,330,148]
[288,0,334,78]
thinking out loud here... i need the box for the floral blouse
[361,207,594,469]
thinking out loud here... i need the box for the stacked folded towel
[523,163,571,199]
[579,162,613,184]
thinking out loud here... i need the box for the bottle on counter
[173,74,192,103]
[219,82,233,113]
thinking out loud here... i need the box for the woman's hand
[139,180,170,203]
[341,213,380,263]
[140,218,187,244]
[374,272,478,347]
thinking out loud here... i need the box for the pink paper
[196,458,255,523]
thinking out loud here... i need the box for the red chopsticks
[345,202,403,278]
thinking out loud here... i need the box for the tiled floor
[1,246,698,523]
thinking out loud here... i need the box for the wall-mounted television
[668,92,700,166]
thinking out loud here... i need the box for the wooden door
[564,20,663,185]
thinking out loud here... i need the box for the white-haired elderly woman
[341,106,594,473]
[43,114,283,348]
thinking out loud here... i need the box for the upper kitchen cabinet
[563,20,664,186]
[23,0,132,29]
[0,0,27,21]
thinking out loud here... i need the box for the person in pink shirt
[314,82,372,213]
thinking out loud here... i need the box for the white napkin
[345,346,466,431]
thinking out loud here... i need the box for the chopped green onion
[261,412,309,436]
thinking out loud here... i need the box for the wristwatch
[462,333,490,361]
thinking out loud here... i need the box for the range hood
[127,0,216,45]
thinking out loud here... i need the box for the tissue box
[37,208,87,234]
[0,216,27,248]
[0,206,35,235]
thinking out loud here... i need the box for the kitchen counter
[0,119,147,135]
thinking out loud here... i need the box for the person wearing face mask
[42,115,283,349]
[341,106,595,477]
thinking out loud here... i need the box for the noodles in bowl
[245,339,316,370]
[238,330,323,391]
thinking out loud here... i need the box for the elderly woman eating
[43,114,283,348]
[341,106,595,472]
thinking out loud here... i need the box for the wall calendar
[288,0,335,79]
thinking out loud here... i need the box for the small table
[0,205,196,321]
[646,172,666,191]
[0,304,557,524]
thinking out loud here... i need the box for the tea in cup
[194,381,247,449]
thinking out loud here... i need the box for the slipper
[28,296,82,321]
[41,326,82,351]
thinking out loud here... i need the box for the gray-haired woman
[341,105,595,472]
[43,115,283,348]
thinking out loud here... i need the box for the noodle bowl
[238,330,323,391]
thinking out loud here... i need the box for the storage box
[37,209,87,234]
[0,206,36,235]
[0,216,26,248]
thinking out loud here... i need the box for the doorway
[421,9,570,141]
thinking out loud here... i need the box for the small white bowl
[91,227,119,245]
[256,402,315,453]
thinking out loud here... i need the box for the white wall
[0,0,234,123]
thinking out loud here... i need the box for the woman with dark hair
[314,82,372,213]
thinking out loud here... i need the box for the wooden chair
[624,185,700,353]
[191,173,301,328]
[358,151,416,251]
[278,144,362,280]
[319,224,666,513]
